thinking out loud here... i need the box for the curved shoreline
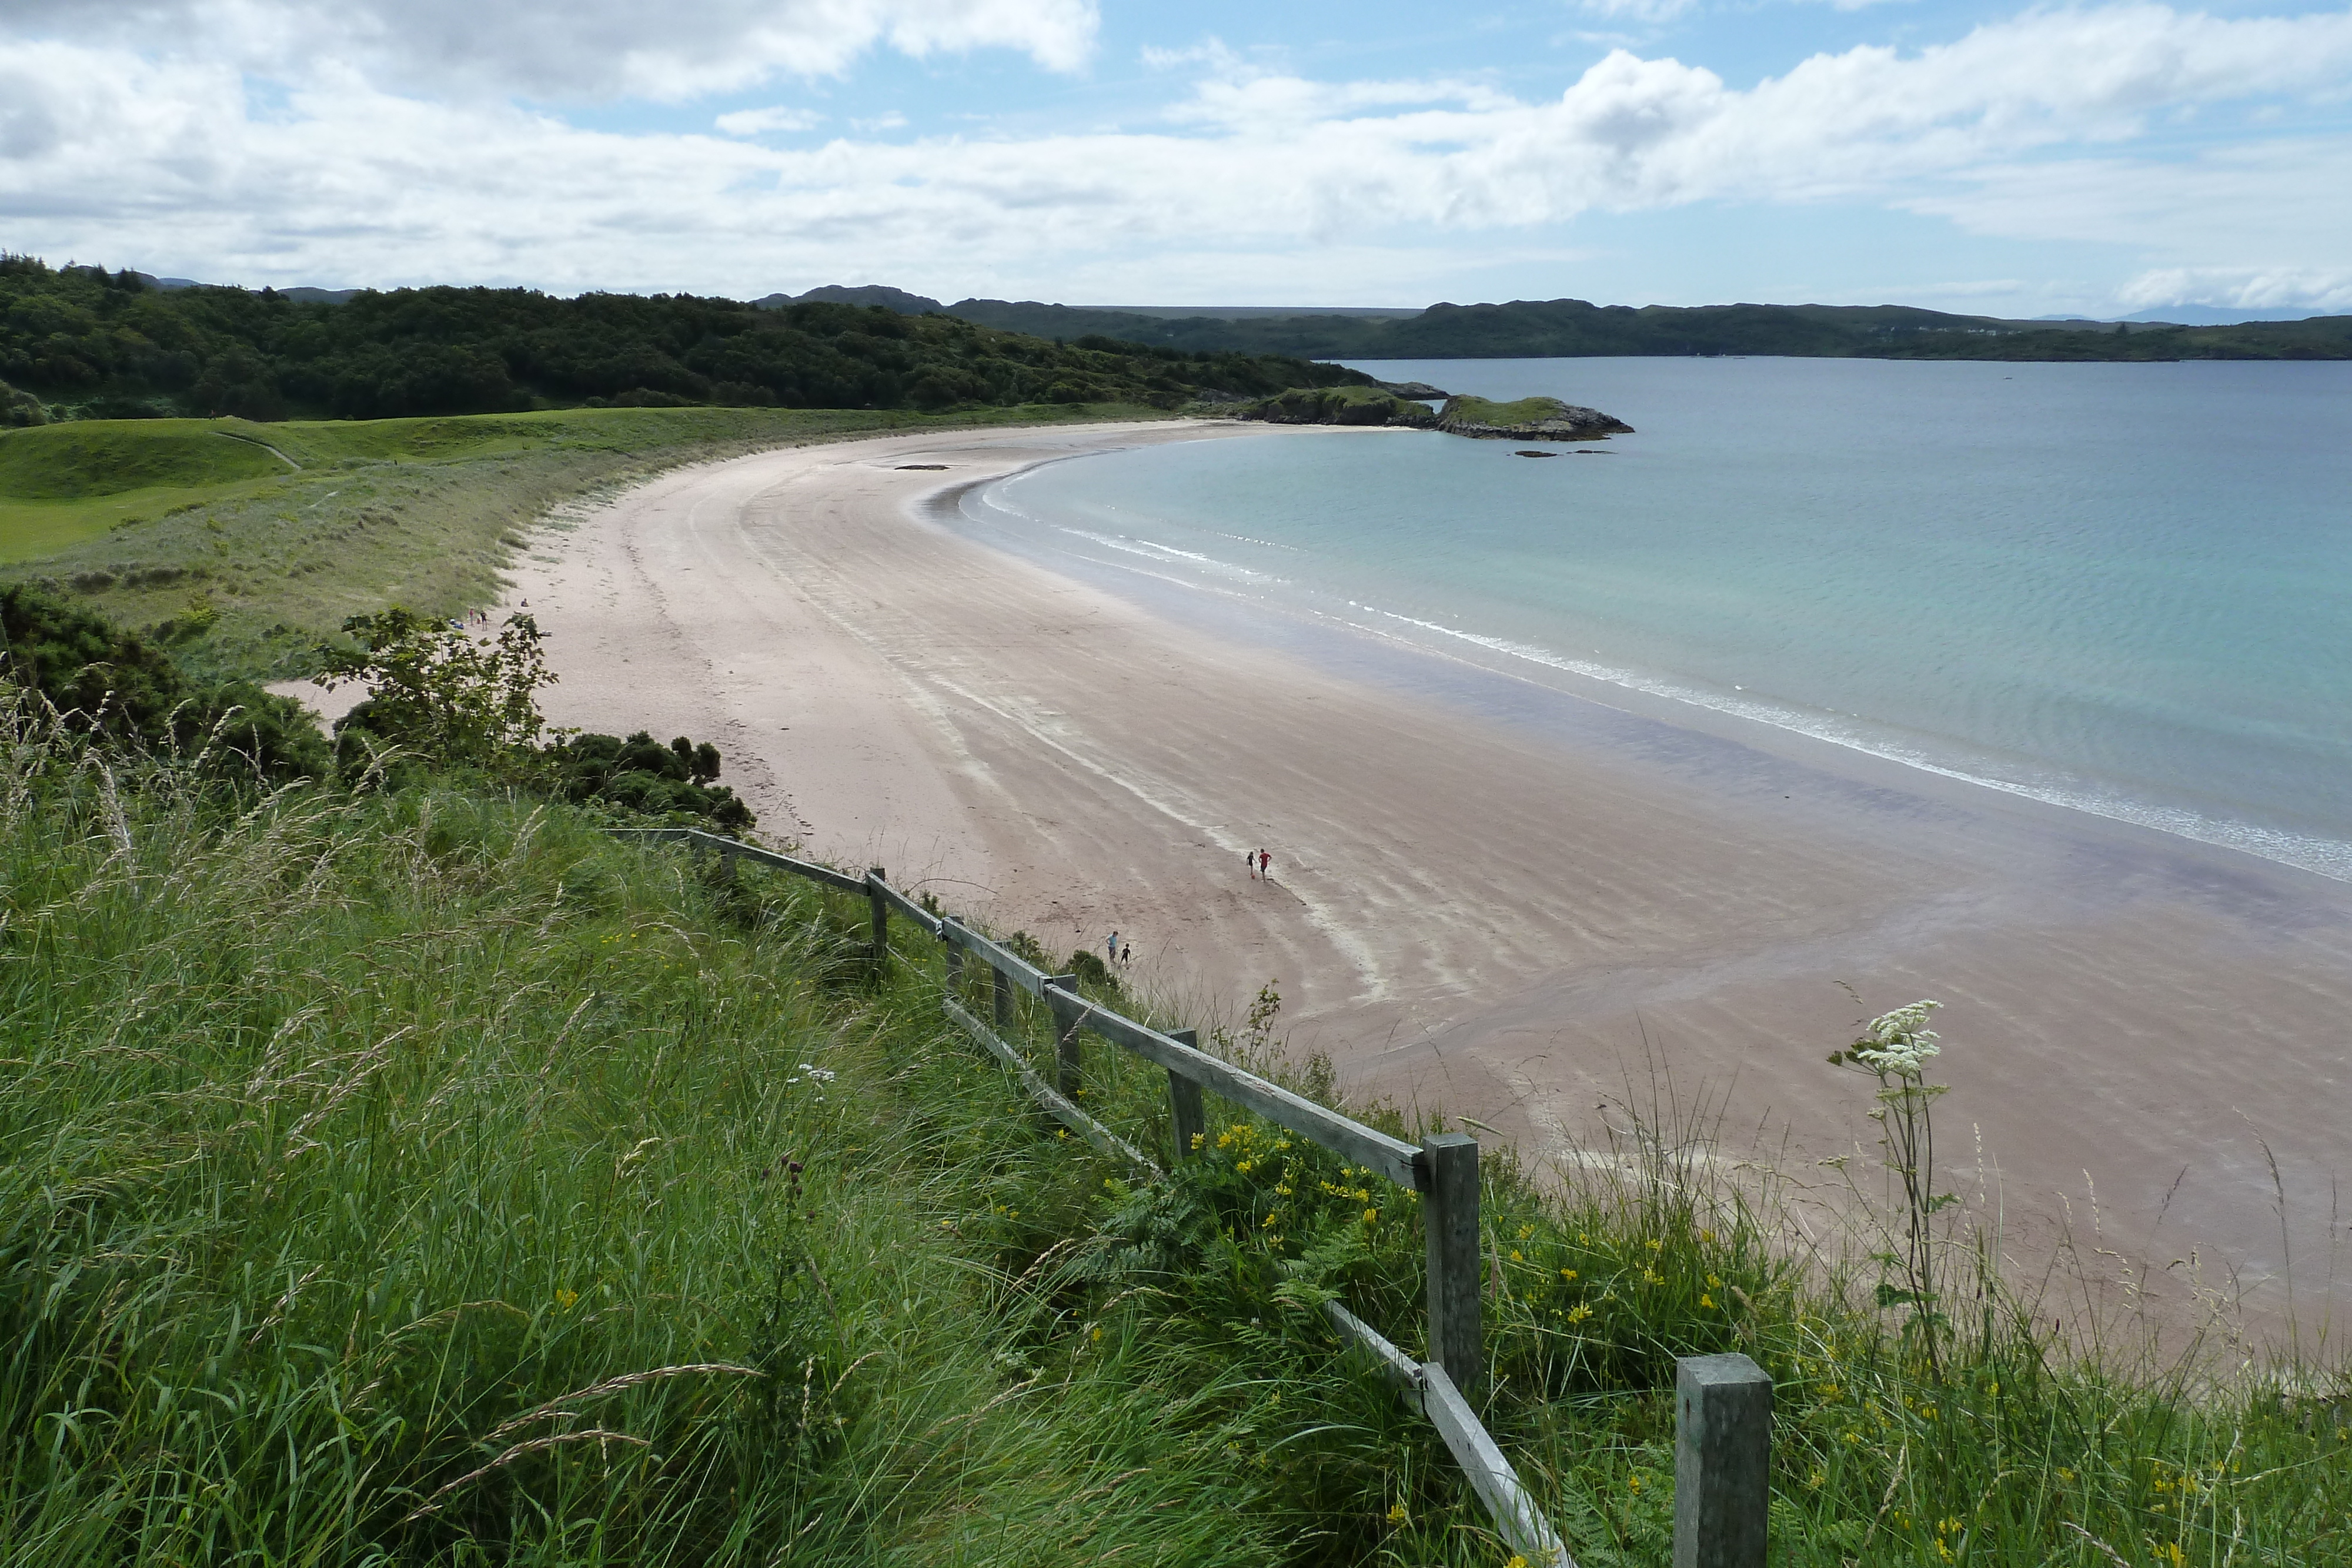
[487,416,2351,1343]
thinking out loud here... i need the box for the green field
[0,403,1175,681]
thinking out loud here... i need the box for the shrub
[0,581,328,783]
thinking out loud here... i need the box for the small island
[1235,386,1632,440]
[1436,394,1634,441]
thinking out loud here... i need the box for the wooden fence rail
[612,826,1772,1567]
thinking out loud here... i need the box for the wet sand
[303,419,2352,1346]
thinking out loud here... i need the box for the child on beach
[1246,849,1257,880]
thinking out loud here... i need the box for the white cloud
[2117,265,2352,312]
[1574,0,1702,22]
[2,4,2349,298]
[4,0,1100,101]
[714,106,826,137]
[850,111,910,132]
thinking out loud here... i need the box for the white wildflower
[797,1064,837,1084]
[1855,1000,1942,1077]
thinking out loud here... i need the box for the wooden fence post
[718,844,737,883]
[1673,1352,1772,1568]
[1420,1132,1482,1401]
[866,868,888,972]
[1167,1028,1205,1159]
[1044,977,1082,1098]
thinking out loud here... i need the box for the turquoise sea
[959,357,2352,878]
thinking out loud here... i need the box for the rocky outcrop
[1237,386,1438,427]
[1435,394,1633,440]
[1375,379,1451,400]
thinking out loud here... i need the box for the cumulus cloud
[1,3,2348,297]
[3,0,1100,101]
[715,107,826,137]
[2118,266,2352,313]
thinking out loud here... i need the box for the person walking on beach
[1107,930,1119,963]
[1258,849,1272,880]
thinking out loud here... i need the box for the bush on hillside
[0,581,328,782]
[0,377,46,426]
[547,730,752,831]
[318,609,753,828]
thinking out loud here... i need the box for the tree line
[0,255,1370,425]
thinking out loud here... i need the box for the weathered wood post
[1420,1131,1482,1401]
[1044,976,1083,1098]
[1167,1028,1206,1159]
[866,867,888,973]
[1673,1352,1772,1568]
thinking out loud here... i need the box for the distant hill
[0,256,1374,424]
[752,283,946,314]
[927,295,2352,362]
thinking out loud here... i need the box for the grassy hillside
[3,678,2347,1564]
[0,403,1172,678]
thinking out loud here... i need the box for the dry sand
[287,419,2352,1346]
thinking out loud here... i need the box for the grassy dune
[2,698,2344,1565]
[0,404,1174,681]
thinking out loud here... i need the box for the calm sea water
[965,357,2352,877]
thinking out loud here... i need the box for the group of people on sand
[1104,931,1131,966]
[1245,847,1274,881]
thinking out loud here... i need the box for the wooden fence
[616,826,1772,1568]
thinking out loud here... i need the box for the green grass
[4,692,2346,1566]
[1436,396,1574,427]
[0,403,1177,676]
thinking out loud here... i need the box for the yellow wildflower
[554,1288,578,1311]
[1565,1305,1593,1324]
[1560,1268,1578,1281]
[1510,1249,1523,1262]
[1386,1503,1408,1525]
[1700,1293,1716,1309]
[1363,1208,1379,1223]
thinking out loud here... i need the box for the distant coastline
[772,284,2352,365]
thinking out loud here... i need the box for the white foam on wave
[968,470,2352,884]
[1362,605,2352,882]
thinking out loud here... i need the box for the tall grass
[4,699,2347,1565]
[0,704,1287,1566]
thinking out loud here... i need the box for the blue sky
[4,1,2348,315]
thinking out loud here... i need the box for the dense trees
[0,255,1369,423]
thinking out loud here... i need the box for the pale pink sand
[285,420,2352,1347]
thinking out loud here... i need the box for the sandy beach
[300,418,2352,1346]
